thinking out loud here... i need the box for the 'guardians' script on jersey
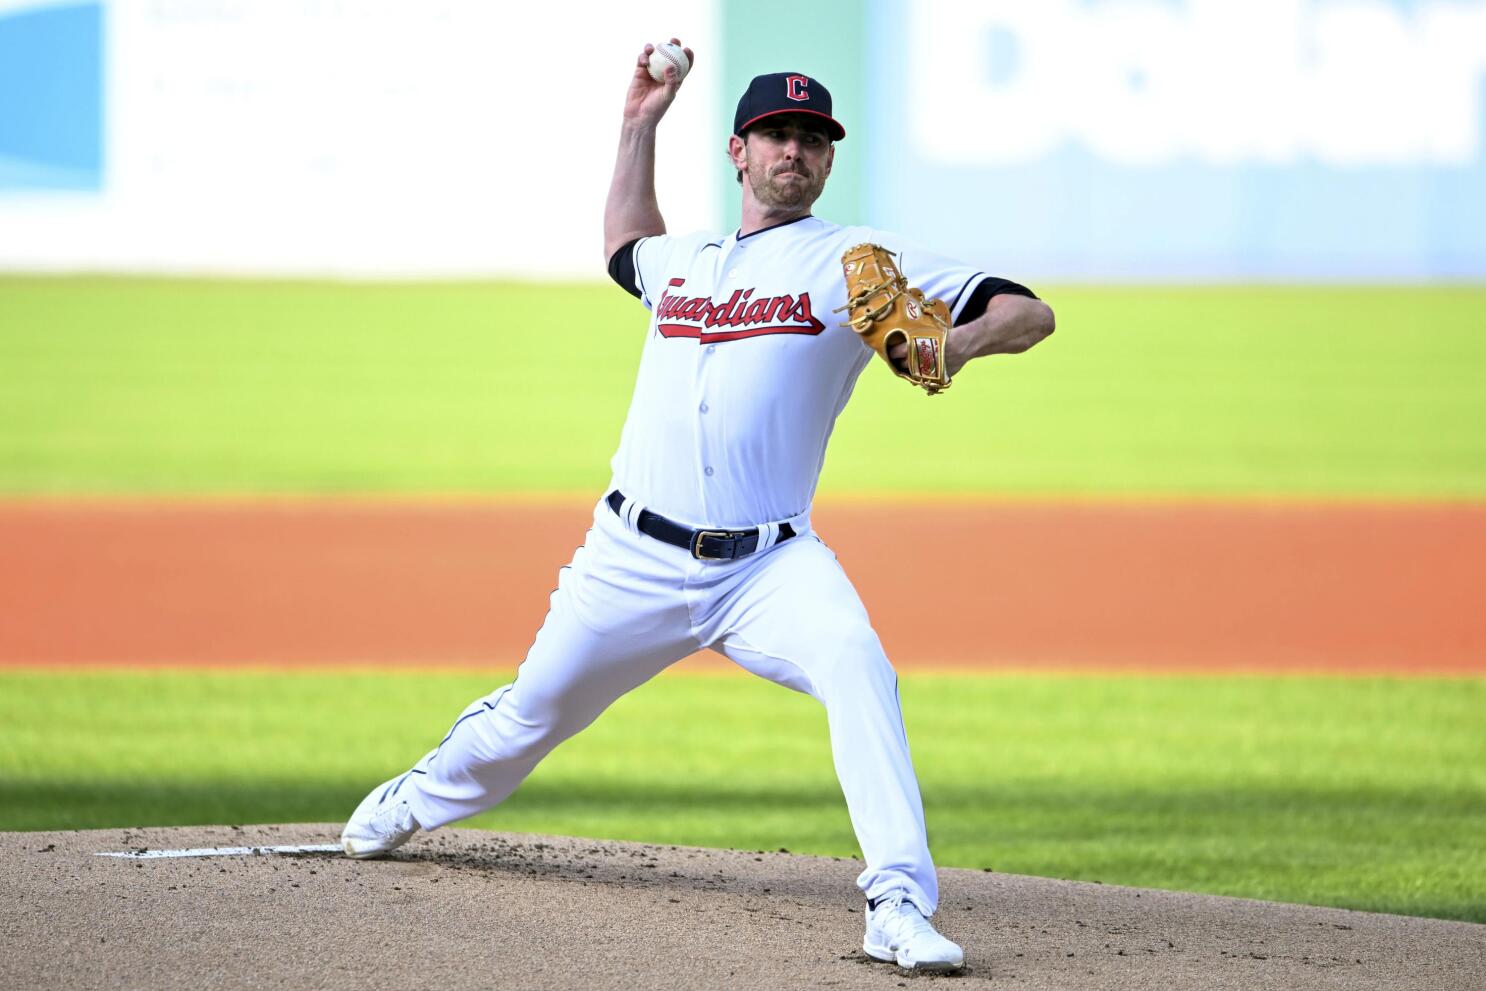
[610,216,993,530]
[655,282,827,343]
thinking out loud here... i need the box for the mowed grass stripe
[2,669,1481,922]
[2,278,1484,497]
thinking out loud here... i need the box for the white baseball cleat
[863,890,966,972]
[341,775,421,859]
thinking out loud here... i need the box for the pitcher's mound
[4,824,1481,990]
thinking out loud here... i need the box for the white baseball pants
[397,496,940,914]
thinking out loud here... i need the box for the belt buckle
[692,529,751,560]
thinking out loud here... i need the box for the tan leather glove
[835,243,952,395]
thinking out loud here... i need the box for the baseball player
[342,42,1054,973]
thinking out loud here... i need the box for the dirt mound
[5,825,1481,990]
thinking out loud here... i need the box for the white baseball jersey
[610,215,1001,529]
[361,212,1037,925]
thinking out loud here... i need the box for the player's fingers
[637,43,654,68]
[682,46,696,68]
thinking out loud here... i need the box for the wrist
[620,119,660,139]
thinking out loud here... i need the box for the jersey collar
[735,214,815,242]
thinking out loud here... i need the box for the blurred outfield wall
[0,0,722,277]
[2,0,1484,279]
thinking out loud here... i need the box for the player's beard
[748,158,825,212]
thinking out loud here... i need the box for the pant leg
[700,535,939,914]
[402,506,698,830]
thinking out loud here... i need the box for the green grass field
[2,670,1482,922]
[2,277,1484,497]
[3,278,1483,926]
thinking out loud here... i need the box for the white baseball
[647,43,690,84]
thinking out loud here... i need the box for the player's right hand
[623,38,694,129]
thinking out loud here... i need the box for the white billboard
[873,0,1486,278]
[0,0,720,277]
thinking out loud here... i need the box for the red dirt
[1,499,1482,673]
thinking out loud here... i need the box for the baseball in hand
[647,43,690,83]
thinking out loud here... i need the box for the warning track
[5,825,1481,991]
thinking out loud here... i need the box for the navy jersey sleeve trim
[607,238,644,300]
[953,276,1039,327]
[947,272,981,314]
[633,239,652,303]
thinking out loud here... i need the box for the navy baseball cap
[733,72,846,141]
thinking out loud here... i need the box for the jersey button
[706,345,716,353]
[699,403,709,414]
[704,466,715,477]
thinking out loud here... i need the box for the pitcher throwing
[342,40,1055,973]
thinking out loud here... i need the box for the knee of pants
[810,622,898,699]
[485,683,609,761]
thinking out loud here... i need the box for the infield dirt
[6,824,1482,991]
[3,498,1483,672]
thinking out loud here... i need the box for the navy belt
[607,490,795,561]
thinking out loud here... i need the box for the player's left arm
[885,285,1054,376]
[879,238,1055,377]
[943,292,1055,376]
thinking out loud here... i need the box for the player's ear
[728,133,747,172]
[825,143,834,176]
